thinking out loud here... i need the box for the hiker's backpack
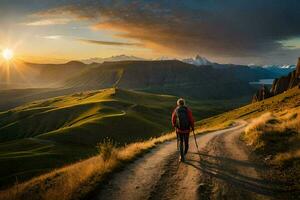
[176,106,190,130]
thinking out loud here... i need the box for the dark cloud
[77,38,142,46]
[29,0,300,64]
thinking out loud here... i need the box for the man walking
[172,98,195,162]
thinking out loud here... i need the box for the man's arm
[171,109,177,127]
[187,108,195,131]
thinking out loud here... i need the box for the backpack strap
[175,106,188,129]
[175,107,180,128]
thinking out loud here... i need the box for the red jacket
[172,106,195,133]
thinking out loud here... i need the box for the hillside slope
[0,88,174,144]
[199,87,300,128]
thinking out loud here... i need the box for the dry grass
[242,108,300,194]
[243,112,278,148]
[243,108,300,153]
[243,109,300,153]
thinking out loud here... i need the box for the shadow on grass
[186,151,288,197]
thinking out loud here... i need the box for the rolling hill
[0,87,246,187]
[0,88,175,144]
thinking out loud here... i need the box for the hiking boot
[179,155,185,162]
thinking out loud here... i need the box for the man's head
[177,98,185,106]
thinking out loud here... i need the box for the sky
[1,0,300,65]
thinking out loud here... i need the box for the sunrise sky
[1,0,300,65]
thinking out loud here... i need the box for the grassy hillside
[0,88,174,144]
[198,87,300,128]
[0,87,250,145]
[0,87,246,187]
[242,109,300,198]
[0,87,111,111]
[0,88,173,186]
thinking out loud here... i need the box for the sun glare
[2,48,14,61]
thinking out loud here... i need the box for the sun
[2,48,14,61]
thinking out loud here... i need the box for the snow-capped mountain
[262,64,296,69]
[81,55,145,64]
[250,64,296,77]
[182,55,213,66]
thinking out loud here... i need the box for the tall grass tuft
[243,110,300,152]
[96,137,116,161]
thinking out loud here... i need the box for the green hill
[0,87,249,145]
[0,88,245,187]
[0,88,174,144]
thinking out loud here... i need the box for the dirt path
[93,122,283,200]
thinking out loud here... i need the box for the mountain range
[260,64,296,76]
[81,54,297,75]
[64,60,255,100]
[1,55,295,89]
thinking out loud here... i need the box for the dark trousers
[178,132,190,158]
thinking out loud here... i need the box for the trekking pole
[176,129,179,151]
[192,130,201,159]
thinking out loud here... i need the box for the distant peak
[182,55,212,66]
